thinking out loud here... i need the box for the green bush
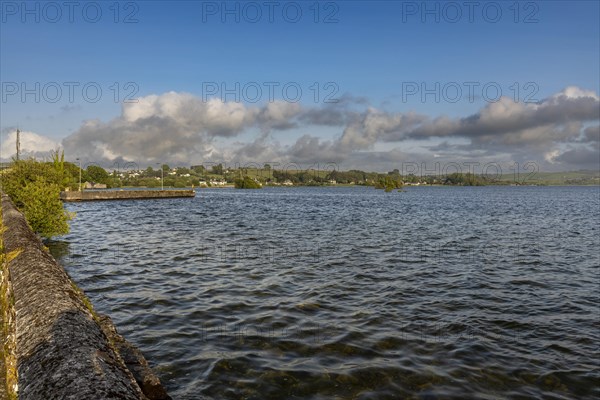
[1,153,74,239]
[374,175,403,192]
[19,180,72,238]
[234,176,262,189]
[174,179,187,188]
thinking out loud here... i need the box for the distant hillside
[495,170,600,185]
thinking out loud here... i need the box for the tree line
[0,156,502,239]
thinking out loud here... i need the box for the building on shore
[84,182,108,189]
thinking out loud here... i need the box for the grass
[495,170,600,185]
[1,218,19,399]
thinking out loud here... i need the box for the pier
[60,189,196,202]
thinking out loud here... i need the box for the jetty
[60,189,195,202]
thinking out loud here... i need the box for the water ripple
[48,186,600,399]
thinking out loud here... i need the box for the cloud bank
[0,129,59,160]
[3,87,598,171]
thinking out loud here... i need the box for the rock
[98,315,172,400]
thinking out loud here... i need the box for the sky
[1,0,599,173]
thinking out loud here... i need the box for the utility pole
[156,163,164,190]
[16,129,20,161]
[76,158,82,191]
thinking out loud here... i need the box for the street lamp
[156,163,164,190]
[76,158,82,191]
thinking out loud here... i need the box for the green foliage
[164,177,176,187]
[1,156,74,238]
[51,149,72,189]
[272,169,326,185]
[146,179,159,188]
[0,225,18,399]
[374,175,403,192]
[108,177,122,188]
[192,165,206,174]
[326,169,372,184]
[19,181,72,238]
[86,165,110,184]
[3,160,61,205]
[173,178,187,188]
[211,163,224,175]
[234,176,262,189]
[444,173,487,186]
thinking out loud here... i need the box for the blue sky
[1,1,599,171]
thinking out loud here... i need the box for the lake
[50,186,600,399]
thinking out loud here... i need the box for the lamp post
[76,158,82,191]
[156,163,164,190]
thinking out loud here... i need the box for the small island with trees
[234,176,262,189]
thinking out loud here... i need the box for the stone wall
[0,193,171,400]
[60,190,195,202]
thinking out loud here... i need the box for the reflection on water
[51,186,600,399]
[46,240,71,260]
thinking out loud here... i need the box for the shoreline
[114,184,600,189]
[0,193,171,399]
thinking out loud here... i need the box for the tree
[211,164,224,175]
[51,149,72,189]
[144,179,159,188]
[374,175,403,192]
[86,165,110,184]
[234,176,262,189]
[173,178,187,188]
[192,165,205,174]
[63,161,86,189]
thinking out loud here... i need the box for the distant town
[35,162,599,190]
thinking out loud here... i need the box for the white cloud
[55,87,600,171]
[1,130,59,159]
[544,149,560,163]
[552,86,599,101]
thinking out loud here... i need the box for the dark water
[50,186,600,399]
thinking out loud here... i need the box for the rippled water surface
[50,186,600,399]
